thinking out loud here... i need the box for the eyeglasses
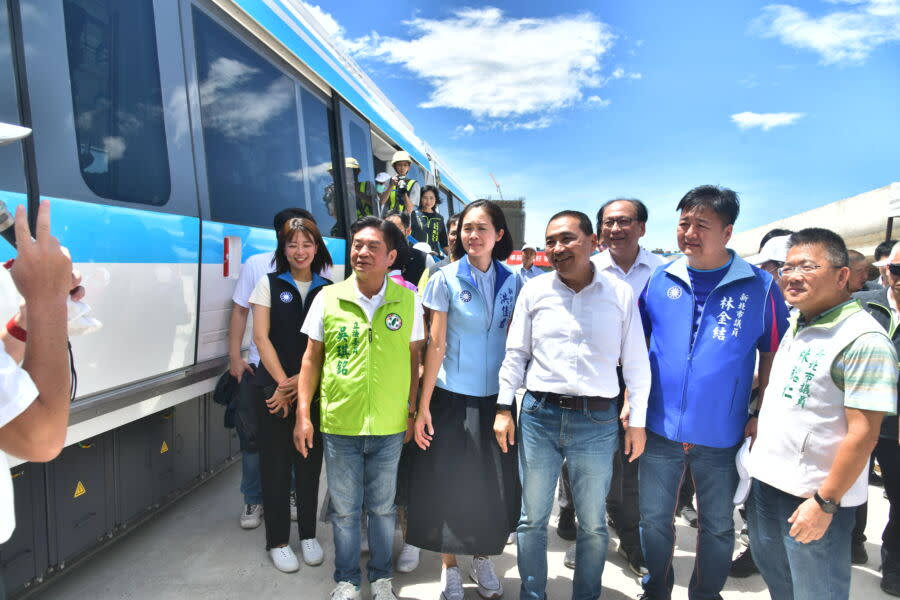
[889,264,900,276]
[778,263,840,277]
[602,217,635,228]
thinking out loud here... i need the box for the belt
[529,391,613,411]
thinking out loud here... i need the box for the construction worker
[380,150,420,214]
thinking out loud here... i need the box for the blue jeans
[517,392,618,600]
[241,450,262,505]
[323,432,404,586]
[639,431,739,600]
[748,479,854,600]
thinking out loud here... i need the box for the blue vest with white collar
[438,256,519,397]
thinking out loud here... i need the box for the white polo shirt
[591,246,666,300]
[0,344,39,542]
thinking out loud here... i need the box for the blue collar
[276,271,328,293]
[456,255,512,304]
[664,250,755,291]
[407,235,418,246]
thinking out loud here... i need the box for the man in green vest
[295,216,424,600]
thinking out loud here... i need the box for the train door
[16,0,201,397]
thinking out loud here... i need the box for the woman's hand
[265,388,291,418]
[277,375,298,402]
[414,409,434,450]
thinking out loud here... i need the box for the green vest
[356,182,374,218]
[385,179,417,212]
[320,276,415,435]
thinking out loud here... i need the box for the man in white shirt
[494,210,651,600]
[0,199,81,548]
[228,207,319,529]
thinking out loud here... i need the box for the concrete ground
[34,459,890,600]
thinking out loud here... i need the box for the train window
[0,1,26,194]
[338,103,376,220]
[62,0,170,205]
[299,87,340,238]
[193,8,304,229]
[438,186,451,221]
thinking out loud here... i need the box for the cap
[0,122,31,146]
[345,157,360,170]
[745,235,790,266]
[375,172,390,184]
[521,243,536,252]
[391,150,412,165]
[733,436,753,505]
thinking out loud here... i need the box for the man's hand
[788,497,833,543]
[744,416,759,448]
[277,375,298,401]
[624,426,646,462]
[229,356,254,382]
[265,389,290,418]
[404,417,415,444]
[294,416,314,457]
[10,201,72,304]
[414,408,434,450]
[493,409,515,454]
[619,400,631,431]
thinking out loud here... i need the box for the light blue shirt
[425,261,497,323]
[517,264,544,285]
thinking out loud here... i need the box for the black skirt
[406,387,520,555]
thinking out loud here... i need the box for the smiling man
[496,210,650,600]
[638,185,789,600]
[750,228,897,600]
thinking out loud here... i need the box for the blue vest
[643,254,783,448]
[437,257,518,397]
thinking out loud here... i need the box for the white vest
[751,303,888,507]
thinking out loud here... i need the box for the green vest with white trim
[320,276,415,436]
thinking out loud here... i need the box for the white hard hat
[0,122,31,146]
[746,235,790,266]
[391,150,412,166]
[345,157,360,169]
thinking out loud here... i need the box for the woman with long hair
[408,200,521,600]
[249,217,333,572]
[412,185,449,258]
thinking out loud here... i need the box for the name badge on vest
[280,291,293,303]
[385,313,403,331]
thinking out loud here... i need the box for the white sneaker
[269,545,300,573]
[470,556,503,599]
[290,491,298,522]
[330,581,361,600]
[396,543,420,573]
[506,532,516,545]
[370,578,397,600]
[440,566,464,600]
[300,538,324,566]
[563,544,576,569]
[240,504,262,529]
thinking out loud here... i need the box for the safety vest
[385,179,417,213]
[320,276,415,436]
[356,182,374,218]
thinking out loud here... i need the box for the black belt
[529,391,614,411]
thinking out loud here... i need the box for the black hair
[384,210,411,229]
[875,239,898,261]
[847,249,867,264]
[274,208,315,232]
[596,198,648,234]
[447,213,461,228]
[759,228,793,251]
[350,216,408,266]
[274,218,333,275]
[452,200,513,261]
[420,185,441,211]
[676,185,740,226]
[549,210,594,237]
[787,228,849,269]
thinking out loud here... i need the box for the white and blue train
[0,0,471,593]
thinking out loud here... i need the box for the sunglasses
[889,264,900,276]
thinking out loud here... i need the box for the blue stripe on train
[0,191,346,265]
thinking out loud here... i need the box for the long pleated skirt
[406,387,520,555]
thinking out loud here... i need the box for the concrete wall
[731,185,893,258]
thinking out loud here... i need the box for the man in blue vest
[638,185,790,600]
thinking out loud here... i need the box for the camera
[395,175,408,195]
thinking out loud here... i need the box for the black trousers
[254,386,323,549]
[876,436,900,562]
[607,418,642,552]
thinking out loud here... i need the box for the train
[0,0,472,595]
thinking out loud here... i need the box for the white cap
[521,243,536,252]
[0,122,31,146]
[375,172,391,184]
[745,235,790,266]
[733,436,753,505]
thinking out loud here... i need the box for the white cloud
[730,111,805,130]
[454,123,476,137]
[586,95,611,107]
[754,0,900,64]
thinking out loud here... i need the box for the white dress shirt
[302,277,425,343]
[497,264,651,427]
[591,247,666,300]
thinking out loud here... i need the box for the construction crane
[489,172,504,201]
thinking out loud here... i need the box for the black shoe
[730,548,759,578]
[557,509,577,541]
[883,565,900,596]
[852,542,868,565]
[679,503,698,528]
[617,544,648,577]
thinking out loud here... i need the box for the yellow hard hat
[391,150,412,166]
[345,157,360,169]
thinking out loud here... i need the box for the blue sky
[304,0,900,251]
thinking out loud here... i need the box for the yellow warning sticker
[160,441,169,454]
[73,481,86,498]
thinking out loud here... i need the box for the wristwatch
[814,491,840,514]
[495,405,512,413]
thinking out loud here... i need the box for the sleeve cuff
[627,404,647,428]
[497,388,516,407]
